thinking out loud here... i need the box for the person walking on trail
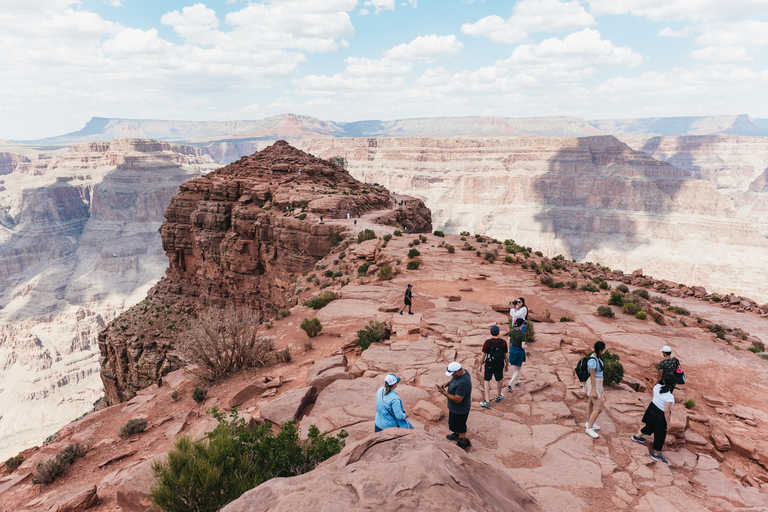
[510,297,528,332]
[375,374,413,432]
[632,372,676,464]
[399,284,413,315]
[584,341,607,439]
[480,325,508,408]
[658,346,681,377]
[506,317,527,392]
[437,362,472,441]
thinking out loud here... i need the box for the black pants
[640,403,667,452]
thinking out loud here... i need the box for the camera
[511,300,519,305]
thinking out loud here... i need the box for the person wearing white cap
[658,346,680,378]
[436,362,472,441]
[375,373,412,431]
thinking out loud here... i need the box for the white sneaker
[585,422,601,431]
[586,428,599,439]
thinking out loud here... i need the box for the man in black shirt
[437,362,472,441]
[399,284,413,315]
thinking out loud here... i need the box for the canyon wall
[292,136,768,303]
[0,140,218,459]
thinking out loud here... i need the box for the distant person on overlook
[399,284,413,315]
[480,325,508,408]
[510,297,528,333]
[632,372,676,464]
[584,341,607,439]
[437,362,472,441]
[506,317,527,392]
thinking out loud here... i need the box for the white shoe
[586,428,599,439]
[585,422,601,431]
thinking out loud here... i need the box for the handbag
[675,366,686,385]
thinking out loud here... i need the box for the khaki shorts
[583,376,605,399]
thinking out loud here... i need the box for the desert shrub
[535,250,543,257]
[305,291,336,309]
[446,244,455,253]
[171,391,179,402]
[357,262,372,276]
[181,306,273,381]
[356,320,391,350]
[597,306,615,318]
[668,306,690,316]
[560,316,573,322]
[711,295,721,302]
[580,282,599,293]
[433,230,444,237]
[460,231,470,236]
[641,280,652,287]
[306,274,314,282]
[633,288,650,300]
[297,213,307,220]
[566,280,578,289]
[32,444,89,485]
[525,320,536,343]
[357,229,376,243]
[549,281,565,289]
[751,341,765,352]
[320,283,331,290]
[601,351,624,385]
[408,248,421,258]
[616,284,629,293]
[339,251,346,259]
[192,387,208,403]
[484,250,497,263]
[599,280,609,290]
[4,454,23,474]
[591,277,603,284]
[622,303,638,315]
[540,275,553,285]
[330,232,341,247]
[119,418,149,439]
[300,317,323,338]
[332,271,342,278]
[412,238,420,246]
[759,352,768,360]
[635,311,647,320]
[393,229,403,236]
[476,250,481,257]
[651,295,668,305]
[419,235,427,242]
[505,255,513,263]
[684,399,696,409]
[377,264,393,280]
[407,259,421,270]
[609,292,625,306]
[323,270,334,278]
[381,234,392,242]
[275,348,291,363]
[151,411,347,512]
[277,309,291,319]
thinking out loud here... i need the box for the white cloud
[384,35,462,61]
[344,57,412,76]
[462,0,595,44]
[365,0,395,13]
[161,4,221,46]
[658,26,693,37]
[691,46,753,63]
[696,20,768,47]
[588,0,768,23]
[106,0,123,6]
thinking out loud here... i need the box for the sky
[2,0,768,140]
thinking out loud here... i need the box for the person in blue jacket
[375,374,412,431]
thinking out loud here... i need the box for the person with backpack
[506,317,527,392]
[480,325,508,407]
[658,345,685,384]
[374,373,413,431]
[584,341,607,439]
[632,372,676,464]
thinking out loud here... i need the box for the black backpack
[574,354,602,382]
[486,339,505,367]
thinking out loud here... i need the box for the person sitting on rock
[584,341,607,439]
[375,374,412,431]
[437,362,472,441]
[657,346,680,376]
[506,318,527,392]
[480,325,508,408]
[510,297,528,332]
[399,284,413,315]
[632,372,676,464]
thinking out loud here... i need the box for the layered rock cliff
[0,140,218,459]
[98,140,431,405]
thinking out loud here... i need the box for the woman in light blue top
[375,374,410,431]
[584,341,606,439]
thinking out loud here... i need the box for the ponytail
[384,382,393,396]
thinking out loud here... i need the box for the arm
[589,367,597,398]
[437,383,465,404]
[664,401,672,424]
[392,398,407,421]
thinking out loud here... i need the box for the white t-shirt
[511,306,527,322]
[651,383,675,411]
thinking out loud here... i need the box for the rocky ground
[2,223,768,511]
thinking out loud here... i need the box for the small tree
[301,317,323,338]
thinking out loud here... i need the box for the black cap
[490,325,500,336]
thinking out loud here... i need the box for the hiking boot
[495,394,505,402]
[408,312,414,315]
[515,381,520,387]
[480,401,491,408]
[631,435,647,444]
[399,311,403,315]
[650,453,669,464]
[445,433,459,441]
[585,428,599,439]
[585,422,601,431]
[506,384,514,392]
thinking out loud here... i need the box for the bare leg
[588,397,603,429]
[496,379,504,397]
[483,380,491,402]
[585,396,594,427]
[507,366,521,388]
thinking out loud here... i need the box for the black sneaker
[650,453,669,464]
[631,435,647,444]
[445,433,459,441]
[408,312,414,315]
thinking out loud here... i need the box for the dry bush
[181,306,274,381]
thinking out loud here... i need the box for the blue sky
[2,0,768,139]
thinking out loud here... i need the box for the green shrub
[4,453,24,474]
[580,282,599,293]
[377,264,393,280]
[332,271,342,278]
[641,280,652,287]
[616,284,629,293]
[484,250,496,263]
[275,348,291,363]
[476,250,481,257]
[305,291,336,309]
[357,262,372,276]
[171,391,179,402]
[560,316,573,322]
[635,311,647,320]
[446,244,455,253]
[609,292,625,306]
[748,345,763,353]
[330,232,341,246]
[433,230,444,237]
[622,303,638,315]
[323,270,334,278]
[460,231,470,236]
[599,280,609,290]
[601,350,624,385]
[651,295,668,305]
[383,234,392,242]
[669,306,690,316]
[408,248,421,258]
[277,309,291,319]
[357,229,376,243]
[535,250,543,257]
[33,444,88,485]
[540,275,553,285]
[151,411,347,512]
[356,320,390,350]
[300,317,323,338]
[566,281,577,289]
[597,306,615,318]
[505,255,513,263]
[633,288,650,300]
[525,320,536,343]
[759,352,768,360]
[297,213,307,220]
[393,230,403,236]
[119,418,149,439]
[711,294,721,302]
[192,388,208,403]
[412,238,420,245]
[407,259,421,270]
[684,399,696,409]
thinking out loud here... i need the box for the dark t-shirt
[482,338,508,367]
[509,329,526,348]
[447,371,472,415]
[658,357,679,374]
[404,288,412,304]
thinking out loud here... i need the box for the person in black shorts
[480,325,508,408]
[437,362,472,441]
[399,283,413,315]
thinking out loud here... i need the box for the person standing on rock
[632,372,676,464]
[506,318,527,392]
[375,374,413,431]
[480,325,508,407]
[399,284,413,315]
[584,341,607,439]
[437,362,472,441]
[510,297,528,332]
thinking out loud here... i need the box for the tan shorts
[583,377,605,399]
